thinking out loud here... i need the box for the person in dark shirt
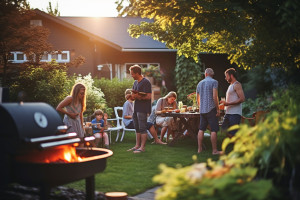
[123,89,166,145]
[127,65,152,153]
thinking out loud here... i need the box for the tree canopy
[117,0,300,70]
[0,0,52,86]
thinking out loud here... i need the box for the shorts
[199,107,219,132]
[94,132,107,138]
[126,121,153,130]
[156,116,176,130]
[132,112,148,134]
[221,114,241,136]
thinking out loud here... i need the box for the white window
[8,52,28,63]
[40,51,70,63]
[8,51,70,63]
[30,20,42,26]
[124,63,160,78]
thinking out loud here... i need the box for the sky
[27,0,121,17]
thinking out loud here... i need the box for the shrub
[154,161,273,200]
[73,74,111,117]
[9,62,69,108]
[142,65,162,85]
[242,95,271,117]
[154,86,300,200]
[242,84,300,117]
[94,77,134,114]
[175,55,204,104]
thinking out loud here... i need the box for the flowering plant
[187,92,197,106]
[153,159,272,200]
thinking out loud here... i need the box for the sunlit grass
[66,131,225,196]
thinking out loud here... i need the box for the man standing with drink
[128,65,152,153]
[220,68,245,138]
[196,68,221,155]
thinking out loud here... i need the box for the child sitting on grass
[91,109,109,149]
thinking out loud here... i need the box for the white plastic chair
[106,107,123,143]
[114,107,153,142]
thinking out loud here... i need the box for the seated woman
[122,89,166,151]
[91,109,109,149]
[155,91,178,142]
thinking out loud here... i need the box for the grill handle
[40,138,81,149]
[28,132,78,143]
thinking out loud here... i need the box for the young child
[91,109,109,149]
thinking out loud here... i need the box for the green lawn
[66,131,225,196]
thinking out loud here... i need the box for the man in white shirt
[220,68,245,138]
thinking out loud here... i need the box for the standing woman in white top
[56,83,87,145]
[220,68,245,138]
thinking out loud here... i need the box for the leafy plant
[154,161,273,200]
[142,65,162,85]
[94,77,134,116]
[242,95,272,117]
[73,74,110,117]
[187,92,196,106]
[175,55,204,104]
[10,61,69,108]
[118,0,300,70]
[221,96,300,199]
[153,86,300,200]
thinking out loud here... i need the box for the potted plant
[142,65,162,86]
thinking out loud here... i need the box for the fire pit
[0,102,113,200]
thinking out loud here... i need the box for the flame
[61,145,82,162]
[16,145,84,163]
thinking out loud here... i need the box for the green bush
[142,65,162,85]
[242,95,271,117]
[175,55,204,104]
[243,84,300,117]
[94,77,134,115]
[72,74,111,117]
[154,163,273,200]
[154,86,300,200]
[9,62,69,108]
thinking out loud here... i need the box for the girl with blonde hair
[56,83,86,145]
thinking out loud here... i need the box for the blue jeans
[132,112,148,134]
[221,114,241,136]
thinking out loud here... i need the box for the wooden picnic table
[160,111,200,146]
[161,110,225,146]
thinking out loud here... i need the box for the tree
[0,0,52,86]
[10,61,69,107]
[116,0,300,70]
[46,2,60,16]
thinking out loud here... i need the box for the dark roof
[34,9,175,52]
[59,17,171,51]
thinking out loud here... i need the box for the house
[9,9,231,94]
[22,10,174,90]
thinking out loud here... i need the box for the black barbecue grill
[0,102,113,199]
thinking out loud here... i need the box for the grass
[66,131,225,196]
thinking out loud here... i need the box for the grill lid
[0,102,63,140]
